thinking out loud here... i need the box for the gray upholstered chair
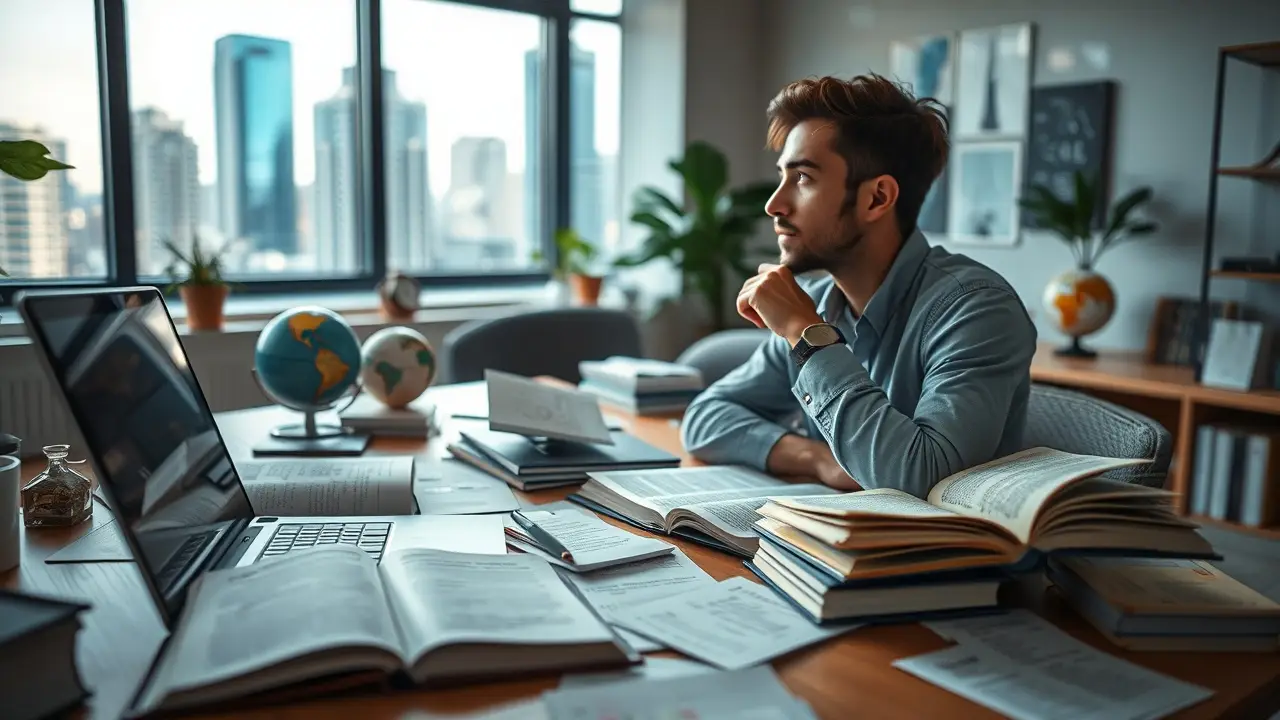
[675,328,771,386]
[439,307,643,385]
[1022,383,1173,488]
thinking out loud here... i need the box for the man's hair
[765,73,949,237]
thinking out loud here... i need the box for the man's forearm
[765,433,825,477]
[679,395,790,470]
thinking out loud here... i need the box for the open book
[568,466,837,557]
[131,545,634,715]
[756,447,1217,581]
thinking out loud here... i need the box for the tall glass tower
[214,34,297,257]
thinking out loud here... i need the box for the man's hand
[737,264,824,347]
[766,434,862,491]
[813,448,862,491]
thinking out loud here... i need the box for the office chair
[439,307,643,385]
[674,328,771,386]
[1023,383,1173,488]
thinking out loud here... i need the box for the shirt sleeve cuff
[791,344,871,416]
[743,421,790,472]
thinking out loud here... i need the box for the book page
[138,544,403,711]
[486,369,613,445]
[380,549,615,666]
[610,577,858,671]
[675,484,836,541]
[905,610,1213,720]
[238,457,416,516]
[926,448,1145,544]
[591,466,780,511]
[505,509,673,571]
[770,489,961,519]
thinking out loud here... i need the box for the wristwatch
[789,323,846,367]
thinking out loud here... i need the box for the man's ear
[861,175,899,224]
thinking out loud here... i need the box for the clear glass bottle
[22,444,93,527]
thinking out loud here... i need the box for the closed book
[0,590,91,720]
[459,426,681,477]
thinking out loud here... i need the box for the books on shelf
[1047,555,1280,652]
[568,465,838,557]
[577,357,705,415]
[1191,423,1279,528]
[0,590,90,720]
[131,546,637,715]
[750,447,1219,623]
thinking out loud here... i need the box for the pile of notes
[746,447,1221,624]
[576,357,705,415]
[1047,556,1280,652]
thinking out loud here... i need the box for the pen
[511,509,574,563]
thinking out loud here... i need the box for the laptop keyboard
[260,522,391,562]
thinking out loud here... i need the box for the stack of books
[1047,555,1280,652]
[745,447,1221,625]
[577,357,705,415]
[338,393,436,437]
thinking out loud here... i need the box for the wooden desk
[5,382,1280,719]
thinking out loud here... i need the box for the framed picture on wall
[891,33,955,236]
[1145,297,1241,367]
[954,22,1034,139]
[947,140,1022,246]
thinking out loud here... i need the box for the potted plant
[1019,170,1157,357]
[534,227,607,306]
[163,238,232,332]
[614,141,775,333]
[0,140,74,279]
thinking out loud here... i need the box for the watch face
[803,324,841,346]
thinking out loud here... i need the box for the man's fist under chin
[736,264,824,347]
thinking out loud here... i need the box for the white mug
[0,455,20,572]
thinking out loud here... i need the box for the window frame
[0,0,622,305]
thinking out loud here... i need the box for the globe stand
[268,411,350,440]
[1054,336,1097,359]
[250,370,370,456]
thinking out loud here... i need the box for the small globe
[1043,269,1116,339]
[254,306,362,411]
[359,326,437,408]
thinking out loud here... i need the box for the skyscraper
[314,67,433,272]
[524,45,603,259]
[214,34,297,257]
[132,107,199,275]
[0,122,69,279]
[446,136,508,241]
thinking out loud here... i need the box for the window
[0,0,107,281]
[126,0,360,278]
[569,19,622,260]
[382,1,545,274]
[0,1,623,303]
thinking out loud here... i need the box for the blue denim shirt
[679,229,1038,498]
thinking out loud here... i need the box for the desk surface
[6,381,1280,719]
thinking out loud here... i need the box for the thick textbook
[131,546,634,715]
[756,447,1217,581]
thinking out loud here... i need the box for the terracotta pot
[180,284,229,331]
[569,274,604,306]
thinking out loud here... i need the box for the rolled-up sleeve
[679,335,799,470]
[792,286,1036,498]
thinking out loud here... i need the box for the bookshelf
[1030,344,1280,539]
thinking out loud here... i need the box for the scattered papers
[558,657,717,688]
[609,577,860,670]
[505,509,673,571]
[542,665,817,720]
[485,369,613,445]
[897,609,1214,720]
[414,459,520,515]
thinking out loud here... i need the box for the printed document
[238,456,415,516]
[414,459,519,515]
[485,369,613,445]
[609,577,859,670]
[506,509,673,571]
[901,610,1214,720]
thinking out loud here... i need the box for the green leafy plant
[1018,170,1158,271]
[162,238,232,293]
[0,140,75,277]
[534,227,601,278]
[614,141,775,330]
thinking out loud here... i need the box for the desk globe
[253,306,362,438]
[1042,269,1116,358]
[360,326,437,408]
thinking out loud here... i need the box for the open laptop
[17,286,504,628]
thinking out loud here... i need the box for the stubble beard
[780,215,863,275]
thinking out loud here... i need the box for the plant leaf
[633,186,684,219]
[0,140,75,181]
[630,210,674,234]
[673,141,728,220]
[1073,170,1095,237]
[0,264,8,277]
[1104,186,1153,240]
[0,140,52,158]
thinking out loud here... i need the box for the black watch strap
[789,323,845,367]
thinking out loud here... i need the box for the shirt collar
[814,229,932,339]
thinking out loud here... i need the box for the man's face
[765,120,863,274]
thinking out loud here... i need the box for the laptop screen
[21,288,254,622]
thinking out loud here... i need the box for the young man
[680,74,1037,498]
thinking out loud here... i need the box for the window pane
[0,0,107,281]
[572,0,623,16]
[570,20,621,265]
[126,0,359,279]
[383,0,544,274]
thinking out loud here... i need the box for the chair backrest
[675,328,771,387]
[439,307,643,385]
[1023,383,1173,488]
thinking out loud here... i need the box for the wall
[758,0,1280,351]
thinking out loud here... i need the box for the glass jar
[22,444,93,527]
